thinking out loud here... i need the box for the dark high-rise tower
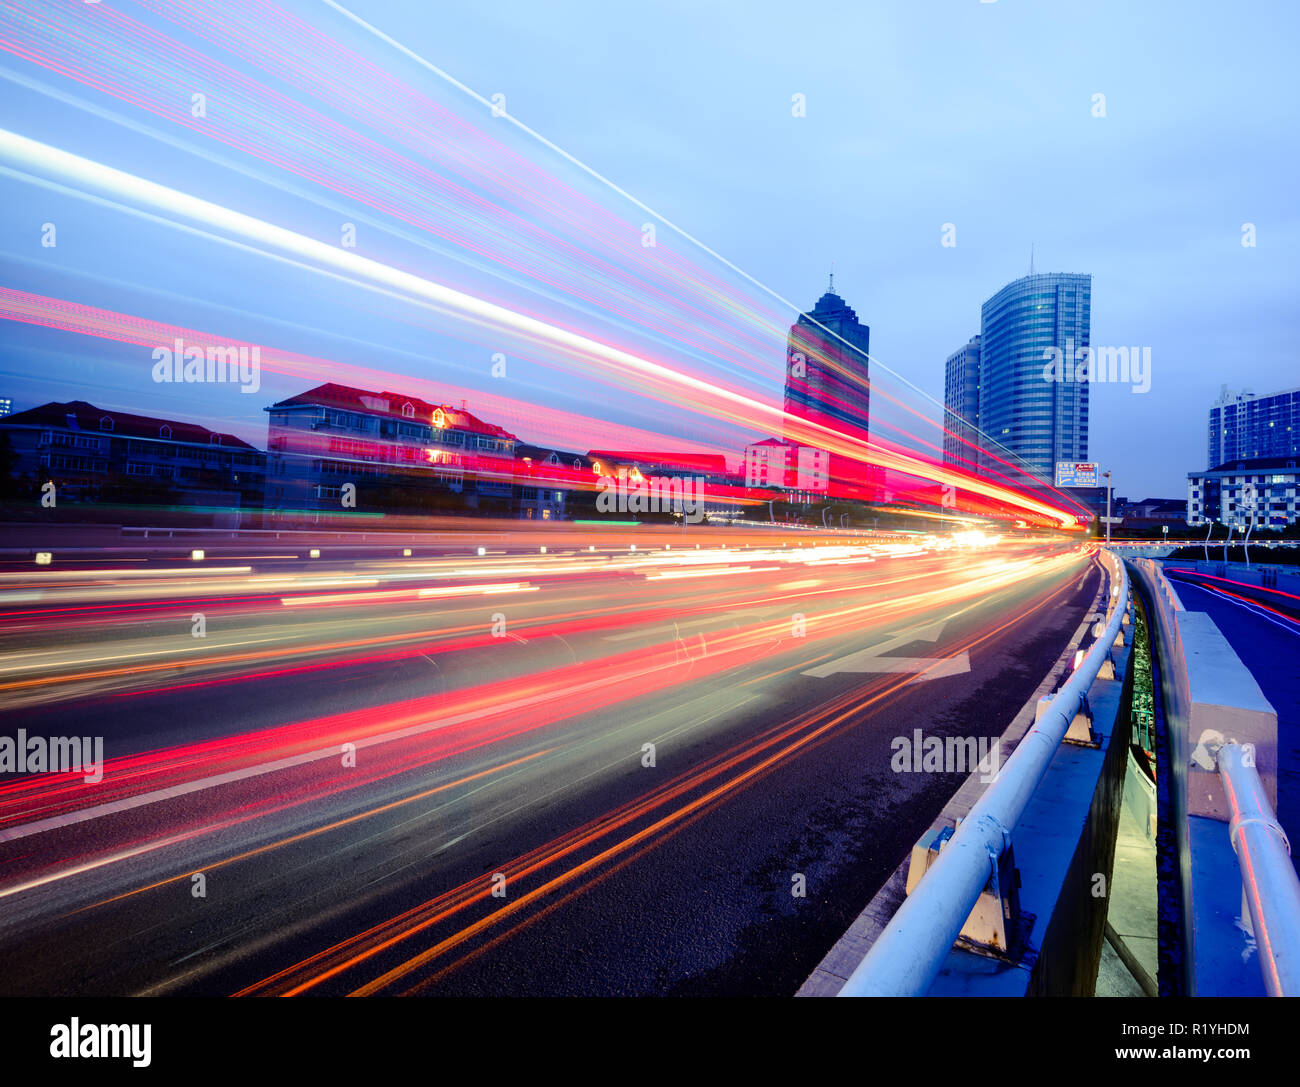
[783,278,871,442]
[782,279,873,498]
[780,280,873,442]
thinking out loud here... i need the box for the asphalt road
[0,536,1100,995]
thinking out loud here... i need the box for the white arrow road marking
[802,618,970,682]
[802,650,971,682]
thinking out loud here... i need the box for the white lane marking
[804,649,971,682]
[0,670,652,845]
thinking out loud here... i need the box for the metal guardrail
[1218,743,1300,996]
[837,549,1129,996]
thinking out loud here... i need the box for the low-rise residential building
[0,399,264,520]
[514,444,594,521]
[1188,456,1300,529]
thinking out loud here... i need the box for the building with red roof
[264,383,518,518]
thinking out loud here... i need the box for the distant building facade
[0,399,263,517]
[587,449,739,521]
[942,334,981,466]
[1188,455,1300,529]
[1060,485,1109,524]
[1207,385,1300,469]
[978,272,1091,481]
[1113,496,1188,529]
[514,444,593,521]
[743,438,829,503]
[264,383,517,518]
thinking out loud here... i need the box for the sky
[1,0,1297,500]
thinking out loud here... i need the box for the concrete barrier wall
[1128,558,1279,996]
[1178,610,1278,817]
[1124,745,1157,842]
[1130,558,1197,994]
[1133,559,1278,814]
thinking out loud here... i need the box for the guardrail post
[906,826,1023,956]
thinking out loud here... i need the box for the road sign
[1055,461,1099,487]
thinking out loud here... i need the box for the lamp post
[1204,518,1214,561]
[1242,483,1257,568]
[1102,470,1112,545]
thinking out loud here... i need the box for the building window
[99,416,113,431]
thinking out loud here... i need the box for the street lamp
[1242,484,1258,568]
[1102,471,1112,545]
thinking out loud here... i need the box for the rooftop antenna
[829,263,835,294]
[1029,244,1035,276]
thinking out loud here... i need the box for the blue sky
[1,0,1297,499]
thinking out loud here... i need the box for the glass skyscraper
[978,272,1091,481]
[942,334,980,466]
